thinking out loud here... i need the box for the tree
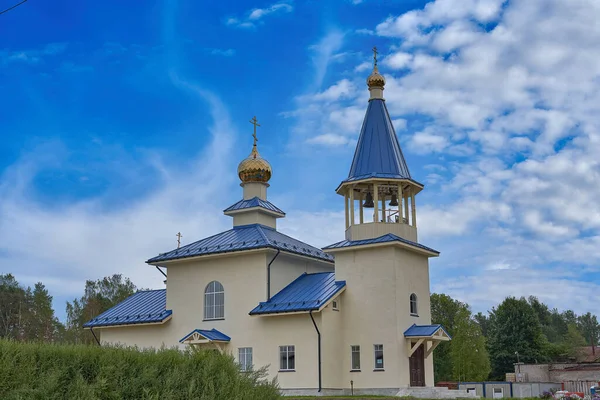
[488,297,548,379]
[577,312,600,349]
[474,312,490,337]
[431,293,491,382]
[25,282,62,342]
[65,274,136,344]
[0,274,27,340]
[451,306,491,382]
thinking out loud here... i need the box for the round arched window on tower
[410,293,418,316]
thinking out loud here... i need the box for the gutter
[309,310,322,393]
[267,249,280,301]
[90,327,101,346]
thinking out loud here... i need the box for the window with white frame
[351,345,361,371]
[493,387,504,398]
[332,300,339,311]
[238,347,252,371]
[204,281,224,320]
[410,293,418,316]
[279,345,295,371]
[374,344,384,369]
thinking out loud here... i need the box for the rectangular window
[493,388,504,398]
[374,344,384,369]
[279,345,295,371]
[332,300,339,311]
[351,345,361,370]
[238,347,252,371]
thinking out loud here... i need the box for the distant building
[83,51,455,397]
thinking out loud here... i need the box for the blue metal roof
[322,233,439,255]
[223,197,285,215]
[249,272,346,315]
[343,99,412,184]
[147,224,334,264]
[179,328,231,343]
[404,324,452,339]
[83,289,171,328]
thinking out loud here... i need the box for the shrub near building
[0,339,280,400]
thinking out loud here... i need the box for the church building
[84,50,452,397]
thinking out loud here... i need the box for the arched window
[410,293,418,316]
[204,281,224,320]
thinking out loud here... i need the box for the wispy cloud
[207,48,236,57]
[226,2,293,29]
[308,30,345,89]
[0,42,68,65]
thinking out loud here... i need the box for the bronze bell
[363,191,374,208]
[389,193,399,207]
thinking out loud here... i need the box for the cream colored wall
[98,323,172,349]
[243,182,267,200]
[346,221,417,242]
[100,250,325,390]
[232,211,277,228]
[269,253,334,296]
[330,244,433,389]
[320,299,344,389]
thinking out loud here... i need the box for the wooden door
[409,343,425,387]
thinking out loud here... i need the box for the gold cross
[372,46,378,66]
[249,116,260,146]
[176,232,183,248]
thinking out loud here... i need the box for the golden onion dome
[237,144,272,183]
[367,64,385,89]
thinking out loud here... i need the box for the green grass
[0,339,280,400]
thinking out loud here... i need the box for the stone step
[395,387,479,399]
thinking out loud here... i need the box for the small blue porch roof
[83,289,171,328]
[404,324,451,339]
[342,99,413,185]
[249,272,346,315]
[223,197,285,215]
[323,233,439,255]
[147,223,333,264]
[179,328,231,343]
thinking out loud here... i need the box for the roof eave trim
[323,240,439,257]
[223,206,285,218]
[83,314,173,330]
[147,246,334,266]
[335,177,425,195]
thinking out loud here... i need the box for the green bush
[0,339,280,400]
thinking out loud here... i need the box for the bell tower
[337,47,423,243]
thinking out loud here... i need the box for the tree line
[432,293,600,382]
[2,273,599,382]
[0,273,136,345]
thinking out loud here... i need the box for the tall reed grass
[0,339,280,400]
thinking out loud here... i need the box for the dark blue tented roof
[249,272,346,315]
[404,324,452,339]
[344,99,411,183]
[179,329,231,343]
[323,233,439,255]
[147,224,334,263]
[83,290,171,328]
[223,197,285,215]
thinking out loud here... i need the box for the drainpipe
[309,310,322,393]
[90,327,101,346]
[267,249,280,301]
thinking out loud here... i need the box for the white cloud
[309,30,345,89]
[383,51,412,69]
[209,48,236,56]
[226,2,293,29]
[307,134,352,146]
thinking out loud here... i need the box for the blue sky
[2,0,600,321]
